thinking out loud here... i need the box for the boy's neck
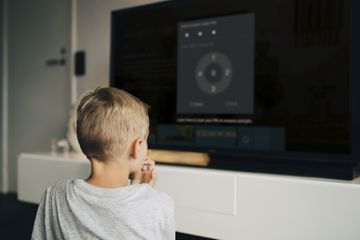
[86,158,130,188]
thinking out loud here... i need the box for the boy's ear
[130,138,143,159]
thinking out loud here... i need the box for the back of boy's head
[76,87,149,161]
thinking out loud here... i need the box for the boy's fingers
[143,159,155,171]
[147,163,154,171]
[144,159,154,166]
[148,169,157,187]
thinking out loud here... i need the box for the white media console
[18,152,360,240]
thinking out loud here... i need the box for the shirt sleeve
[31,189,48,240]
[164,195,176,240]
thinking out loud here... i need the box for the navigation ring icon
[195,52,233,95]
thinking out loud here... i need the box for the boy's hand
[131,159,157,187]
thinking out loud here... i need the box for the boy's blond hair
[76,87,149,161]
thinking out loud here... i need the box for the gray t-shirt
[31,179,175,240]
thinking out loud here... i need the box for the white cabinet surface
[18,153,360,240]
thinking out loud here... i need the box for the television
[110,0,360,180]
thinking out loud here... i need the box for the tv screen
[110,0,360,179]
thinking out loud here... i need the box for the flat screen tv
[110,0,360,179]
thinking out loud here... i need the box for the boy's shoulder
[47,179,72,191]
[43,179,74,198]
[146,186,174,205]
[43,180,174,209]
[127,183,173,204]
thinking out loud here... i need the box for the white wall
[76,0,164,97]
[7,0,71,191]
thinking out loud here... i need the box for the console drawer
[156,166,237,216]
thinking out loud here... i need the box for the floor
[0,193,38,239]
[0,193,214,240]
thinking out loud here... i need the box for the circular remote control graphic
[195,52,233,95]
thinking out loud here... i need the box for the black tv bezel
[110,0,360,180]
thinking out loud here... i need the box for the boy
[31,87,175,239]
